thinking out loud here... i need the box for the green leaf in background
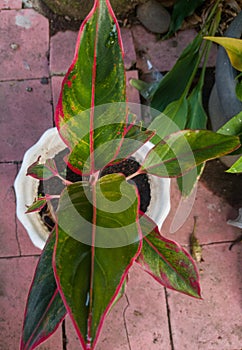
[177,163,205,197]
[21,231,66,350]
[162,96,188,130]
[218,111,242,155]
[130,78,160,101]
[186,81,207,130]
[54,173,141,349]
[177,81,208,196]
[236,80,242,101]
[164,0,204,38]
[204,36,242,72]
[137,216,201,298]
[148,114,180,146]
[227,156,242,173]
[218,111,242,136]
[151,34,203,113]
[141,130,240,177]
[55,0,126,174]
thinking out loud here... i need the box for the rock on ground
[137,0,171,34]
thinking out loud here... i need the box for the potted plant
[16,1,240,349]
[14,126,172,249]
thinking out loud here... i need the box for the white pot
[14,128,170,249]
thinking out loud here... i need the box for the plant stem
[56,173,73,185]
[126,169,143,181]
[181,0,222,99]
[198,6,222,88]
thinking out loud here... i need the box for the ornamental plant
[20,1,241,349]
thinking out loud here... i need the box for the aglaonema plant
[20,1,241,349]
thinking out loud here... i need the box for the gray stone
[137,0,171,34]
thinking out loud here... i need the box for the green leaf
[164,0,204,38]
[218,111,242,136]
[148,114,180,146]
[186,82,207,129]
[162,96,188,129]
[177,83,208,196]
[226,156,242,173]
[130,78,159,100]
[236,80,242,101]
[55,0,126,174]
[218,112,242,155]
[137,216,201,298]
[27,157,58,180]
[53,173,142,349]
[141,130,240,177]
[151,34,203,113]
[21,231,66,350]
[204,36,242,71]
[129,78,149,94]
[25,197,47,214]
[177,163,205,197]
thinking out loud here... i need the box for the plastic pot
[209,11,242,131]
[14,127,171,249]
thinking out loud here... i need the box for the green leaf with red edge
[27,157,58,180]
[141,130,240,177]
[53,173,142,349]
[21,231,66,350]
[55,0,127,174]
[25,197,47,214]
[137,215,201,298]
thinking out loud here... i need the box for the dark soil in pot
[38,149,151,230]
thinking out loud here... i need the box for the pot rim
[14,127,170,249]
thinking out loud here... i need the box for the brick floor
[125,265,172,350]
[163,180,241,246]
[0,80,53,162]
[167,243,242,349]
[0,9,49,81]
[126,70,140,105]
[0,256,63,350]
[121,27,137,70]
[65,296,130,350]
[132,25,217,73]
[0,164,20,257]
[0,0,22,10]
[17,219,42,256]
[50,31,78,76]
